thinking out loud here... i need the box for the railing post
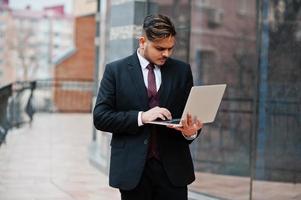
[0,84,13,146]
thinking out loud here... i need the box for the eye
[156,47,165,51]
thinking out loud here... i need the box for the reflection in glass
[253,0,301,199]
[189,0,256,199]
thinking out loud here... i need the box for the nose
[162,49,171,58]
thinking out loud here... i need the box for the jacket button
[144,139,148,145]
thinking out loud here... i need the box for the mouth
[159,58,167,63]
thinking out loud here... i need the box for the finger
[161,108,172,120]
[189,118,193,126]
[162,111,172,120]
[196,119,203,129]
[192,116,197,124]
[173,126,183,132]
[167,124,179,129]
[181,119,187,128]
[193,123,199,131]
[191,117,198,130]
[155,107,171,120]
[191,121,202,131]
[187,113,192,125]
[185,113,189,124]
[150,106,159,112]
[158,113,167,120]
[166,124,174,128]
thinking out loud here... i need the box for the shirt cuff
[138,111,144,126]
[182,132,197,140]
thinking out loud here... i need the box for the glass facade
[94,0,301,199]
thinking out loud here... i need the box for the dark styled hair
[142,14,176,41]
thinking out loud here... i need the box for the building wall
[89,1,301,199]
[190,0,256,87]
[54,15,95,112]
[73,0,97,17]
[55,15,95,80]
[0,5,74,85]
[0,6,17,86]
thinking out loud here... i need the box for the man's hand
[141,106,172,124]
[168,113,203,137]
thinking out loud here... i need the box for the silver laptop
[147,84,226,127]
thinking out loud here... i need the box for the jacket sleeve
[93,64,140,134]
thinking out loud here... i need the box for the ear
[138,36,146,49]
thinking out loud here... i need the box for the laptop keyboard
[156,119,181,124]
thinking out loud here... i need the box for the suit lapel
[126,53,174,109]
[159,60,173,107]
[127,53,149,109]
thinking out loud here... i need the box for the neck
[138,48,144,57]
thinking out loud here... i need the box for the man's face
[139,36,175,66]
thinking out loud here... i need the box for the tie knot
[146,63,155,70]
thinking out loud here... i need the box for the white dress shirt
[136,51,197,140]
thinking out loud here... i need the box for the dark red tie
[146,64,158,108]
[146,63,160,159]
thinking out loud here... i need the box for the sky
[9,0,73,13]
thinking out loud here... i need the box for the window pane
[189,0,256,199]
[253,0,301,199]
[148,0,191,62]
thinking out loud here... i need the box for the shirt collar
[137,49,153,70]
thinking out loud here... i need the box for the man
[93,14,203,200]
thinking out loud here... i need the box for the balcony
[1,80,300,200]
[0,80,119,199]
[0,112,119,199]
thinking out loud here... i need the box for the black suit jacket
[93,52,198,190]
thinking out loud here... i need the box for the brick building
[53,0,97,112]
[0,2,74,86]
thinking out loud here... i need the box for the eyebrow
[155,45,175,50]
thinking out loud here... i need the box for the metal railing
[0,79,94,146]
[0,84,12,145]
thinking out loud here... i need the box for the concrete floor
[1,113,300,200]
[0,113,119,200]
